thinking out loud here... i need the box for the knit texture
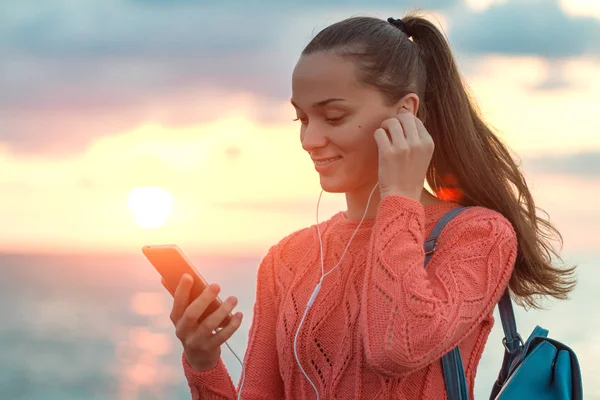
[183,195,518,399]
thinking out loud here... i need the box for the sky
[1,0,599,256]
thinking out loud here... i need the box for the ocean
[1,251,597,399]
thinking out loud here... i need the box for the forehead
[291,52,363,104]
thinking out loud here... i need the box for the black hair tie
[387,17,409,35]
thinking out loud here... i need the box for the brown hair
[301,12,576,309]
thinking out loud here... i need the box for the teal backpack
[424,207,583,400]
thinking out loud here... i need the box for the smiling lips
[313,156,342,166]
[313,156,342,173]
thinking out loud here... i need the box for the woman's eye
[326,116,344,123]
[293,115,343,124]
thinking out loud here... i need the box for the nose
[300,123,328,154]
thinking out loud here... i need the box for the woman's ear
[395,93,419,115]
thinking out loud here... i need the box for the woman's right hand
[166,274,244,372]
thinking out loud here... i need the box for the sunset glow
[127,187,174,229]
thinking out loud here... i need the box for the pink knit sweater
[182,195,518,399]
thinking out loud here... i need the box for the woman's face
[291,51,402,194]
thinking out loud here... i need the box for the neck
[343,185,438,221]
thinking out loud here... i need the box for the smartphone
[142,244,233,328]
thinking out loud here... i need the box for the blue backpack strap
[425,206,525,400]
[498,290,520,349]
[423,206,469,264]
[489,290,524,399]
[423,206,470,400]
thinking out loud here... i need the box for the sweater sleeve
[360,195,518,377]
[183,245,284,398]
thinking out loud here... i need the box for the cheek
[357,122,380,151]
[342,124,379,165]
[345,111,391,167]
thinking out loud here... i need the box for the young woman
[166,13,576,399]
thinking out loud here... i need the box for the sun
[127,186,174,229]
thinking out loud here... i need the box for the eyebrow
[290,98,347,109]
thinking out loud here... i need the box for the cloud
[0,2,296,100]
[0,0,457,106]
[523,151,600,177]
[449,0,600,58]
[1,0,599,154]
[529,62,576,91]
[0,1,304,153]
[128,0,459,11]
[522,59,587,92]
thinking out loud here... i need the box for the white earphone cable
[231,180,380,400]
[293,181,380,400]
[224,340,245,400]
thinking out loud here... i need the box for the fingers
[380,118,407,149]
[175,283,221,340]
[170,274,194,325]
[413,116,434,147]
[210,312,244,346]
[396,111,420,145]
[201,296,238,333]
[377,112,430,153]
[374,128,391,153]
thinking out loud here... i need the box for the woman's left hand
[374,109,435,201]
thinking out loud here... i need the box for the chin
[319,173,379,196]
[318,175,352,193]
